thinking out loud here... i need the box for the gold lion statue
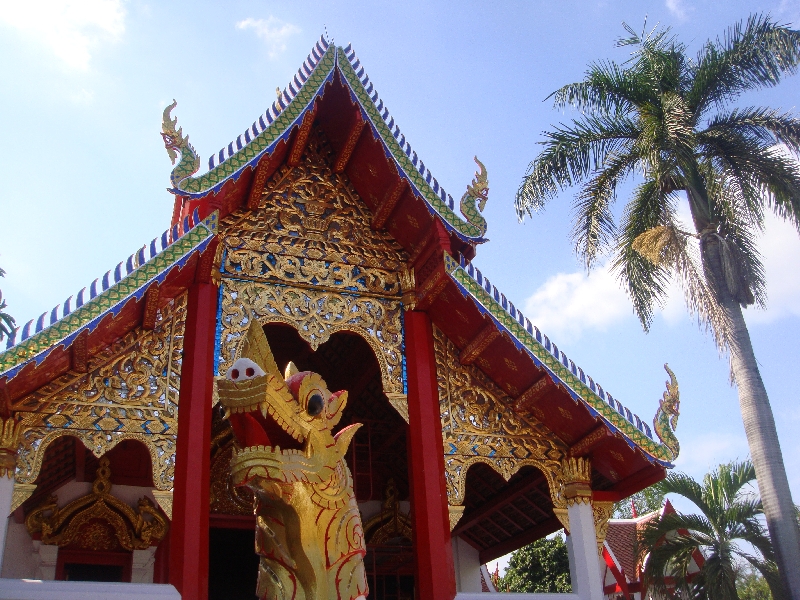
[216,321,368,600]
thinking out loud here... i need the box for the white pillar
[566,500,603,600]
[565,530,580,589]
[451,536,483,593]
[0,472,13,574]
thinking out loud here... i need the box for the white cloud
[523,262,632,344]
[745,211,800,324]
[665,0,691,20]
[673,431,749,479]
[236,16,300,59]
[0,0,125,70]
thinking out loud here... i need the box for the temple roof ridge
[446,253,675,466]
[0,209,217,381]
[206,36,332,173]
[168,37,488,242]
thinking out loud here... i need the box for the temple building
[602,501,703,599]
[0,37,679,600]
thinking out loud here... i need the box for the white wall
[0,579,180,599]
[1,480,161,582]
[452,536,482,593]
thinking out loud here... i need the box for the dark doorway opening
[63,562,124,582]
[209,527,259,600]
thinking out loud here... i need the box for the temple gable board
[0,36,679,600]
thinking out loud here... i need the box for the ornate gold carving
[152,490,174,520]
[25,457,168,551]
[433,325,567,507]
[553,507,569,532]
[459,324,500,366]
[448,505,466,531]
[562,457,592,506]
[220,128,408,298]
[363,479,412,544]
[385,393,409,423]
[11,482,36,513]
[14,294,187,490]
[219,280,403,395]
[593,500,614,556]
[216,321,368,600]
[558,407,574,420]
[0,417,22,478]
[210,427,254,516]
[399,267,416,310]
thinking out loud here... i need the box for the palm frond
[515,115,639,217]
[612,180,672,330]
[549,60,651,114]
[703,106,800,152]
[571,151,639,267]
[690,14,800,114]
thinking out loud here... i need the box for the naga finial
[459,156,490,236]
[161,100,186,165]
[653,363,680,460]
[161,100,200,187]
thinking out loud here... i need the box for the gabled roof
[445,255,673,466]
[162,36,677,475]
[167,37,488,244]
[0,210,217,385]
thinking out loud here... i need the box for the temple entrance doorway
[208,523,259,600]
[263,323,414,599]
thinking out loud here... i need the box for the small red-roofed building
[602,500,705,599]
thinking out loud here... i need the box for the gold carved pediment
[432,325,567,507]
[220,127,410,298]
[25,457,168,551]
[14,295,186,491]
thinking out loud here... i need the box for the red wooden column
[405,310,457,600]
[170,281,218,600]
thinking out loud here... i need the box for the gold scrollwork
[432,325,567,508]
[13,294,186,491]
[220,128,409,298]
[0,417,22,478]
[25,457,168,551]
[593,500,614,556]
[219,280,404,395]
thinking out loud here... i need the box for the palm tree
[514,15,800,593]
[0,267,14,342]
[640,461,784,600]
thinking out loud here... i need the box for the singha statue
[215,321,368,600]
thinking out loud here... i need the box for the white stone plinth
[0,579,180,599]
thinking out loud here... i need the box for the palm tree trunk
[703,236,800,598]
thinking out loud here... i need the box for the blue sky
[1,0,799,556]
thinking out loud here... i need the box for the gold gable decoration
[432,325,567,508]
[25,457,168,551]
[209,416,254,516]
[217,127,408,401]
[13,294,187,491]
[220,128,409,297]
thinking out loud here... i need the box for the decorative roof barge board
[0,209,217,384]
[163,38,490,248]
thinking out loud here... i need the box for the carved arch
[15,430,175,491]
[218,280,404,396]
